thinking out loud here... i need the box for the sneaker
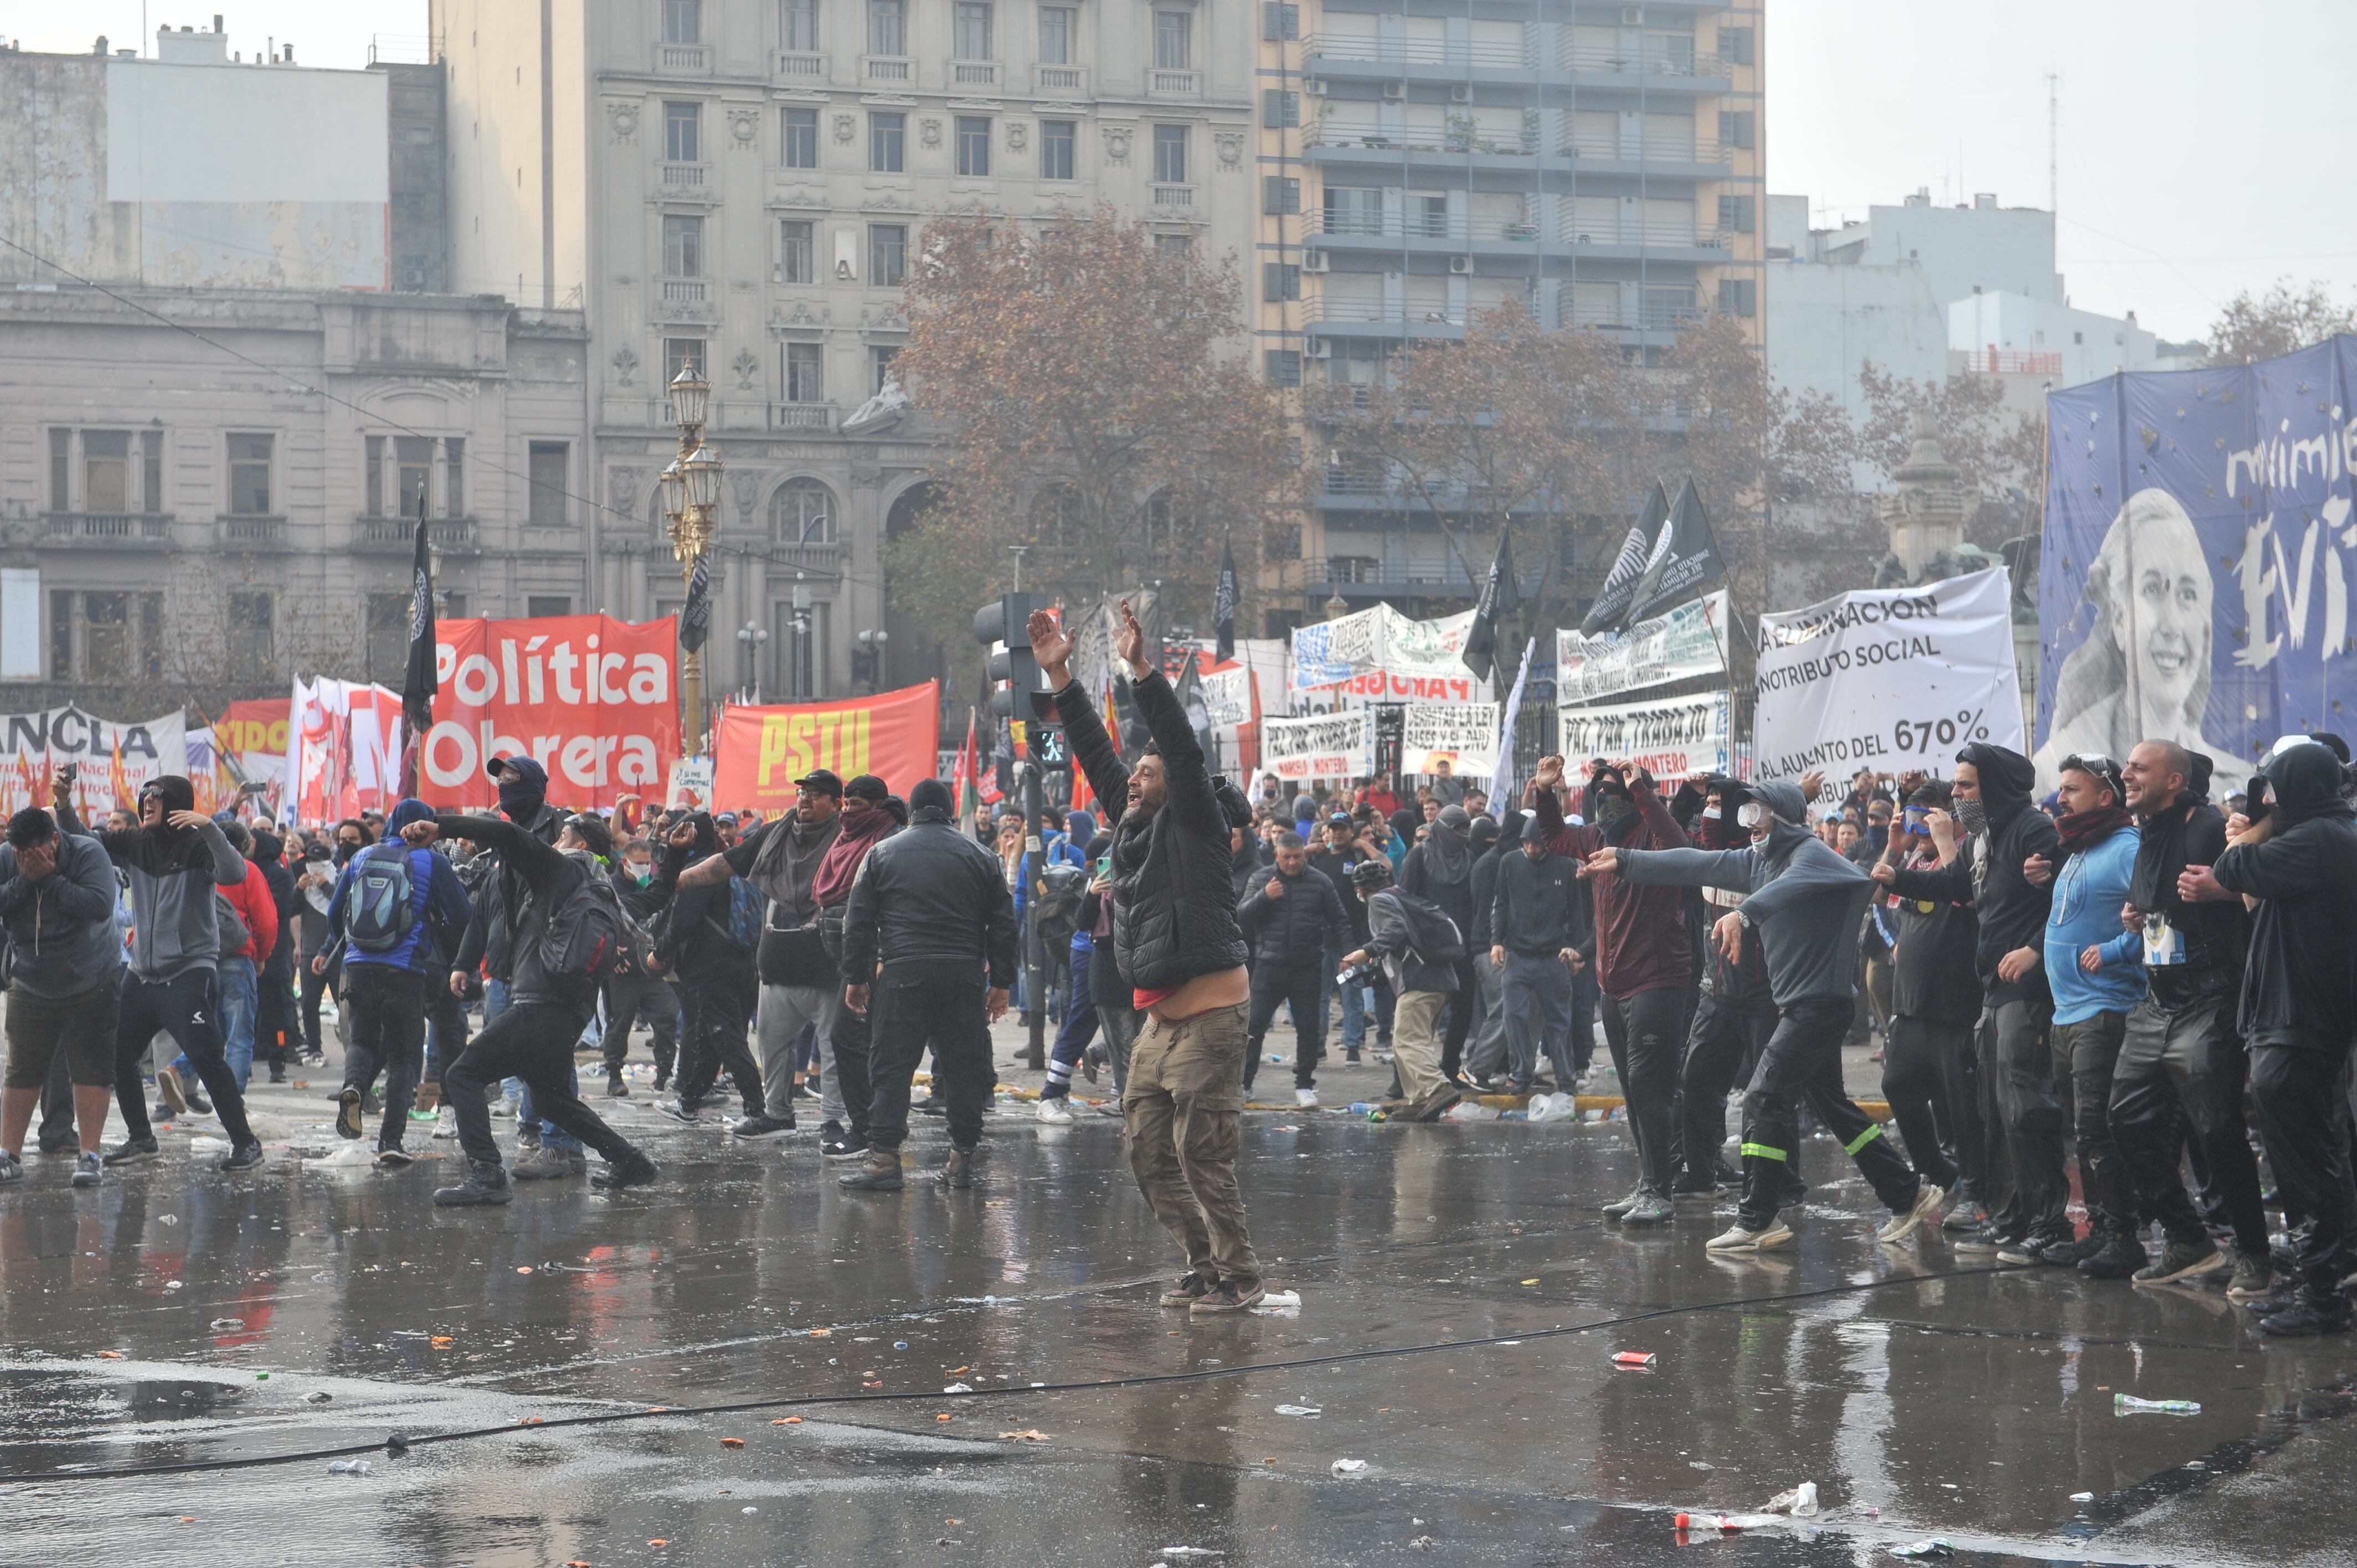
[218,1139,265,1173]
[433,1159,513,1206]
[913,1095,946,1117]
[2225,1251,2277,1302]
[590,1150,660,1190]
[1344,1050,1362,1065]
[375,1146,414,1169]
[1952,1224,2017,1255]
[791,1080,819,1101]
[1601,1187,1647,1219]
[824,1132,870,1162]
[2039,1234,2109,1268]
[71,1152,102,1189]
[518,1125,542,1149]
[651,1071,670,1094]
[1160,1271,1216,1307]
[510,1145,586,1181]
[150,1100,177,1125]
[655,1101,701,1125]
[2255,1296,2354,1337]
[1706,1221,1794,1252]
[1942,1200,1990,1233]
[336,1087,364,1141]
[1190,1277,1267,1314]
[1670,1175,1723,1200]
[1036,1095,1074,1126]
[1620,1193,1675,1227]
[432,1106,459,1140]
[156,1065,188,1115]
[36,1133,75,1156]
[2077,1234,2149,1280]
[605,1075,630,1098]
[267,1067,287,1085]
[1876,1183,1945,1244]
[936,1147,977,1189]
[838,1150,904,1191]
[185,1085,212,1115]
[0,1152,22,1185]
[102,1137,161,1167]
[2133,1239,2228,1287]
[1295,1086,1320,1108]
[488,1098,517,1121]
[1995,1233,2060,1265]
[729,1114,796,1139]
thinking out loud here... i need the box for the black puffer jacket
[1056,667,1249,991]
[838,808,1017,984]
[1237,864,1349,968]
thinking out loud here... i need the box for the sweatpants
[1243,961,1325,1092]
[1677,988,1776,1187]
[1044,943,1100,1097]
[1501,951,1578,1090]
[114,968,253,1148]
[446,994,635,1169]
[756,982,843,1122]
[1463,950,1510,1082]
[865,961,992,1151]
[2250,1029,2357,1304]
[601,970,680,1078]
[1126,1000,1258,1282]
[1881,1015,1973,1193]
[676,977,765,1116]
[1980,996,2067,1240]
[1738,996,1922,1229]
[2111,992,2266,1256]
[340,963,429,1149]
[1603,985,1691,1199]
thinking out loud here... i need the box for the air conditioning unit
[1449,255,1474,275]
[1301,250,1330,273]
[1303,75,1326,96]
[1449,82,1471,104]
[1381,79,1405,99]
[1304,339,1331,360]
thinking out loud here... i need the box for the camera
[1335,960,1378,989]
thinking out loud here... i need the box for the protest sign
[666,756,714,809]
[0,706,187,818]
[1262,709,1375,781]
[284,679,402,822]
[1557,590,1730,705]
[1402,703,1499,777]
[420,615,679,809]
[1556,693,1733,778]
[709,682,941,813]
[1752,568,2024,783]
[1290,606,1488,702]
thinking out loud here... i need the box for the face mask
[334,840,359,864]
[1735,802,1765,829]
[1955,797,1987,835]
[496,773,545,821]
[630,865,652,885]
[1700,806,1722,820]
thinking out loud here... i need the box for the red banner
[710,682,941,813]
[421,615,679,809]
[216,698,291,761]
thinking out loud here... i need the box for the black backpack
[1385,886,1465,964]
[538,859,629,983]
[1031,861,1088,953]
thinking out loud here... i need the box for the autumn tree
[2204,276,2357,366]
[887,208,1296,674]
[1856,360,2044,551]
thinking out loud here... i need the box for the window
[140,430,163,515]
[49,589,164,683]
[365,435,387,515]
[227,434,273,515]
[868,0,904,55]
[871,344,899,393]
[1717,110,1755,149]
[1040,118,1075,178]
[1154,233,1192,260]
[48,429,69,512]
[1264,349,1301,388]
[780,218,815,282]
[1263,174,1300,214]
[663,337,707,380]
[781,0,819,50]
[395,436,433,518]
[84,592,130,680]
[363,594,409,680]
[953,1,991,59]
[771,479,834,544]
[1153,124,1187,183]
[1263,261,1300,302]
[527,596,573,619]
[1153,11,1190,68]
[1326,186,1380,234]
[663,213,704,276]
[1717,194,1756,233]
[1038,6,1072,63]
[663,0,702,43]
[869,111,904,172]
[1720,24,1754,65]
[81,431,130,513]
[785,341,825,403]
[445,437,465,515]
[664,100,701,161]
[1716,277,1757,317]
[1262,2,1299,41]
[782,106,818,167]
[869,224,907,286]
[229,592,274,674]
[955,115,991,176]
[1263,89,1299,128]
[528,441,570,525]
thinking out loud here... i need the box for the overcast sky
[13,0,2354,342]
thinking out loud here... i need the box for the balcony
[769,402,837,431]
[1304,34,1530,70]
[37,512,173,549]
[862,54,912,81]
[660,161,708,189]
[1311,211,1543,244]
[775,50,827,79]
[772,540,846,570]
[353,514,478,553]
[1561,220,1730,255]
[1034,63,1087,92]
[656,42,711,71]
[1558,41,1731,79]
[1151,183,1196,209]
[1303,35,1736,85]
[1147,68,1200,96]
[214,514,289,550]
[949,59,997,86]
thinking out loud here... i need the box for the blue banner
[2037,334,2357,796]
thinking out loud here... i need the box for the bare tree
[1856,361,2044,552]
[2204,277,2357,366]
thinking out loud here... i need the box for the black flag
[1212,539,1239,660]
[1623,477,1725,627]
[1580,481,1669,636]
[680,552,712,654]
[402,493,438,734]
[1460,532,1519,682]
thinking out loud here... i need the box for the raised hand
[1114,597,1150,677]
[1026,608,1074,684]
[1530,754,1566,792]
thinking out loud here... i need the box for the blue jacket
[2042,824,2145,1025]
[326,843,474,974]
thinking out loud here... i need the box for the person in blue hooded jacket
[1585,778,1946,1252]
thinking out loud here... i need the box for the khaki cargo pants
[1124,1000,1260,1283]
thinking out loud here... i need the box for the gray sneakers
[510,1144,586,1181]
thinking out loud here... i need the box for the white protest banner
[667,755,714,809]
[1290,605,1489,702]
[1403,703,1499,777]
[1556,693,1733,778]
[1200,664,1253,728]
[0,705,188,818]
[1262,709,1374,781]
[1752,567,2025,783]
[1557,590,1730,705]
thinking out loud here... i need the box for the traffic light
[973,592,1052,720]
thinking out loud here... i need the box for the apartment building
[1254,1,1764,625]
[436,0,1257,699]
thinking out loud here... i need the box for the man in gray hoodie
[0,806,124,1187]
[1586,779,1944,1251]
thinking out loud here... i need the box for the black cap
[845,773,889,802]
[794,768,844,795]
[1326,812,1355,831]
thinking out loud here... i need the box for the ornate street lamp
[660,359,719,750]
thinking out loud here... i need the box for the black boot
[936,1146,977,1189]
[590,1148,660,1190]
[433,1158,513,1206]
[838,1148,904,1191]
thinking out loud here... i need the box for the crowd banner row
[0,706,186,818]
[1402,703,1500,777]
[1556,590,1730,705]
[1289,605,1489,704]
[420,615,681,810]
[1557,692,1735,778]
[1262,709,1375,782]
[709,680,942,813]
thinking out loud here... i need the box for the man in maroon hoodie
[1527,754,1693,1226]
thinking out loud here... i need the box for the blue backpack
[343,845,430,955]
[725,876,764,950]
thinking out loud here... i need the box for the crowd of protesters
[0,659,2351,1331]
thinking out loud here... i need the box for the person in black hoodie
[1668,776,1780,1199]
[2112,742,2267,1294]
[2182,737,2357,1335]
[248,826,299,1084]
[1461,813,1512,1085]
[1876,741,2063,1259]
[647,812,774,1132]
[1400,804,1481,1086]
[1878,780,1985,1222]
[1309,813,1380,1064]
[1237,831,1350,1105]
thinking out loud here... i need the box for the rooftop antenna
[2046,70,2059,214]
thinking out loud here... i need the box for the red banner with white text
[421,616,679,810]
[710,683,941,813]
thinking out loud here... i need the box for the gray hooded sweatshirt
[1608,779,1871,1007]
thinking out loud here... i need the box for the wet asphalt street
[1,1040,2352,1568]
